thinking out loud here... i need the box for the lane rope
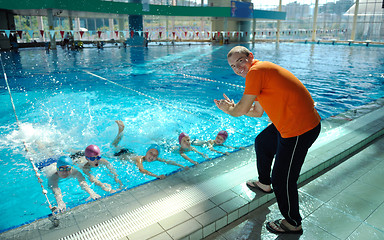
[83,70,254,139]
[182,73,245,89]
[0,53,59,224]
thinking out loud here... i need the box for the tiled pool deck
[1,101,383,240]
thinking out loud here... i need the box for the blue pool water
[0,43,383,233]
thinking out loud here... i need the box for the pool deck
[1,100,383,240]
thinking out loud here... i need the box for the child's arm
[192,147,210,160]
[73,169,101,200]
[157,158,189,170]
[179,149,199,165]
[82,166,116,193]
[48,175,66,213]
[101,159,124,189]
[136,156,166,179]
[208,145,230,155]
[191,139,206,146]
[222,144,245,150]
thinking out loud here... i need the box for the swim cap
[217,130,228,140]
[147,144,161,155]
[57,156,73,168]
[178,132,189,144]
[85,145,100,157]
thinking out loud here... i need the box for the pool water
[0,43,383,233]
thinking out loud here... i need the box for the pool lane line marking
[84,70,195,117]
[182,73,245,89]
[84,70,254,139]
[0,53,57,216]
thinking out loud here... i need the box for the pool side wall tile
[215,216,228,230]
[202,223,216,238]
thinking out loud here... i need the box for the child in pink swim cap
[174,132,210,165]
[192,130,245,155]
[112,120,189,179]
[71,144,123,193]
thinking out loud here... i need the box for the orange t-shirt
[244,60,321,138]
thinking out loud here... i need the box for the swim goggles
[57,166,73,172]
[86,156,101,161]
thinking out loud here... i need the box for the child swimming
[30,140,101,213]
[113,120,189,179]
[43,156,101,213]
[176,132,210,165]
[71,144,123,193]
[192,130,245,155]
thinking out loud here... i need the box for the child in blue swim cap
[44,155,101,213]
[112,120,189,179]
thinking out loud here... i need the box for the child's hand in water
[158,174,166,180]
[56,201,67,213]
[224,152,230,156]
[183,166,189,170]
[240,147,245,150]
[87,193,101,201]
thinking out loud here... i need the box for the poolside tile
[219,195,249,214]
[227,210,239,224]
[38,214,80,240]
[300,172,355,203]
[307,204,361,239]
[101,192,142,217]
[158,210,192,230]
[326,191,379,221]
[195,206,227,226]
[294,219,340,240]
[166,218,202,240]
[348,222,384,240]
[185,199,216,217]
[126,222,164,240]
[153,176,189,195]
[298,191,324,218]
[129,182,163,201]
[342,180,384,206]
[217,218,264,240]
[1,222,41,240]
[136,190,169,205]
[189,228,203,240]
[365,202,384,231]
[248,198,260,212]
[147,232,173,240]
[359,163,384,191]
[209,190,237,206]
[202,222,216,238]
[72,201,114,230]
[215,216,228,231]
[117,237,129,240]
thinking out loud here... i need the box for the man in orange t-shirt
[215,46,321,235]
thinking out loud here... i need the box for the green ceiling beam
[0,0,285,20]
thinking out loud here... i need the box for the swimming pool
[0,43,383,233]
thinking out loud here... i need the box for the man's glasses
[57,166,73,172]
[86,156,101,161]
